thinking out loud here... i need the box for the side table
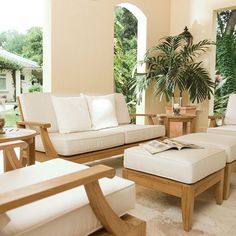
[0,128,37,172]
[158,114,196,138]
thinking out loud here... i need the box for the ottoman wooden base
[224,160,236,200]
[123,168,225,232]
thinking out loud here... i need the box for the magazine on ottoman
[141,139,202,154]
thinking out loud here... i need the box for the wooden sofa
[17,92,165,163]
[0,141,146,236]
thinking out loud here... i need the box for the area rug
[88,156,236,236]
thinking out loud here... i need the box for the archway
[114,3,147,124]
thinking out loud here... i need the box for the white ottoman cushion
[174,133,236,163]
[124,146,226,184]
[0,159,135,236]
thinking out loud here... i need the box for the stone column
[15,70,21,97]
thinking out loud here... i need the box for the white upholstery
[207,125,236,136]
[84,94,118,130]
[174,133,236,163]
[115,93,131,124]
[124,146,226,184]
[52,96,91,133]
[0,159,135,236]
[35,129,125,156]
[19,93,58,132]
[108,124,166,144]
[224,94,236,125]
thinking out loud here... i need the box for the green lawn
[2,108,20,127]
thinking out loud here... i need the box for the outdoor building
[0,48,41,102]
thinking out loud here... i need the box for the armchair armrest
[0,164,142,235]
[17,120,57,158]
[208,114,225,127]
[130,113,156,125]
[0,164,115,213]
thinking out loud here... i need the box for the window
[0,74,7,90]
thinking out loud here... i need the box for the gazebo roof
[0,48,40,69]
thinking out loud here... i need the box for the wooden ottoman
[122,146,226,231]
[174,133,236,200]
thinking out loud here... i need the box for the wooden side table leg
[190,119,196,133]
[3,150,14,172]
[183,122,188,135]
[166,118,170,137]
[26,137,35,166]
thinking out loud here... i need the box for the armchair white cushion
[224,94,236,125]
[84,94,118,130]
[52,96,91,133]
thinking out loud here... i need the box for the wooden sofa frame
[123,167,224,232]
[208,114,236,200]
[17,97,158,163]
[0,141,146,236]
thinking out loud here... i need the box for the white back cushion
[115,93,130,124]
[225,94,236,125]
[84,94,118,130]
[19,93,58,132]
[52,96,92,134]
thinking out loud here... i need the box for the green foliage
[0,27,43,65]
[114,6,137,112]
[28,84,42,93]
[133,35,215,104]
[214,10,236,113]
[0,56,22,70]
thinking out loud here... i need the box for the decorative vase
[0,117,5,134]
[172,97,182,115]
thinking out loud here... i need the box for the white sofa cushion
[115,93,130,124]
[207,125,236,136]
[19,92,58,132]
[52,96,91,133]
[35,129,125,156]
[124,146,226,184]
[174,133,236,163]
[108,124,165,144]
[225,94,236,125]
[0,159,135,236]
[84,94,118,130]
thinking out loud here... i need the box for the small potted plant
[133,34,215,114]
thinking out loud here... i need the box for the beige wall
[46,0,170,109]
[171,0,236,131]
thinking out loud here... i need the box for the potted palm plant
[133,34,215,112]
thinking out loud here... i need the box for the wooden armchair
[0,141,146,236]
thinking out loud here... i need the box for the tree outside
[215,9,236,114]
[114,6,138,114]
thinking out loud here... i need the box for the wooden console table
[158,114,196,138]
[0,128,37,172]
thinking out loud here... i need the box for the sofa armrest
[130,113,156,125]
[208,114,225,127]
[17,121,51,129]
[17,121,58,158]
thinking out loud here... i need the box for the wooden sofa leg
[181,186,194,232]
[215,169,224,204]
[223,164,231,200]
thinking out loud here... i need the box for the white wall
[47,0,170,113]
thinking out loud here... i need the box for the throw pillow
[84,94,118,130]
[52,96,91,133]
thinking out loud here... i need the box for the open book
[141,139,202,154]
